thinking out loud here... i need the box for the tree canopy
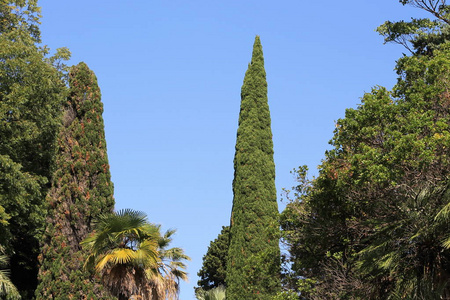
[0,1,69,297]
[280,1,450,299]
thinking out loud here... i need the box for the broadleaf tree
[280,2,450,299]
[0,1,69,297]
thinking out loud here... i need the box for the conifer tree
[226,36,281,300]
[35,62,115,299]
[197,226,230,291]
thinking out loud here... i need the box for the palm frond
[82,209,190,300]
[95,248,137,271]
[196,286,226,300]
[0,252,19,300]
[0,269,20,299]
[134,240,159,269]
[442,235,450,248]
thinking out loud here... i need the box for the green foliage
[35,62,115,300]
[281,31,450,300]
[377,0,450,54]
[279,4,450,298]
[226,36,280,300]
[0,0,41,43]
[0,1,69,297]
[197,226,229,291]
[271,290,299,300]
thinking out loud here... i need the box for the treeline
[4,0,450,299]
[0,1,188,300]
[197,1,450,299]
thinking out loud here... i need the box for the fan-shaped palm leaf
[0,249,20,299]
[195,285,226,300]
[82,209,190,300]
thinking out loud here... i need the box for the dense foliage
[0,2,190,299]
[35,62,115,299]
[197,226,229,291]
[0,1,69,297]
[226,36,281,300]
[280,1,450,299]
[7,1,450,299]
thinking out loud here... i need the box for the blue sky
[39,1,426,299]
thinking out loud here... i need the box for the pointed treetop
[226,35,280,299]
[251,35,264,67]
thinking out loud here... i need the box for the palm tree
[195,286,226,300]
[146,229,190,299]
[0,246,20,299]
[82,209,190,300]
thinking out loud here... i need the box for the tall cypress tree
[226,36,281,300]
[35,62,115,299]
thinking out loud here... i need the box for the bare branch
[405,0,450,24]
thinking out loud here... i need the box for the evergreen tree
[35,62,115,299]
[197,226,229,291]
[226,36,281,300]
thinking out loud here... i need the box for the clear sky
[39,1,427,299]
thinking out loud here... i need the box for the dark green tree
[35,62,115,300]
[0,1,69,297]
[197,226,230,291]
[226,36,281,300]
